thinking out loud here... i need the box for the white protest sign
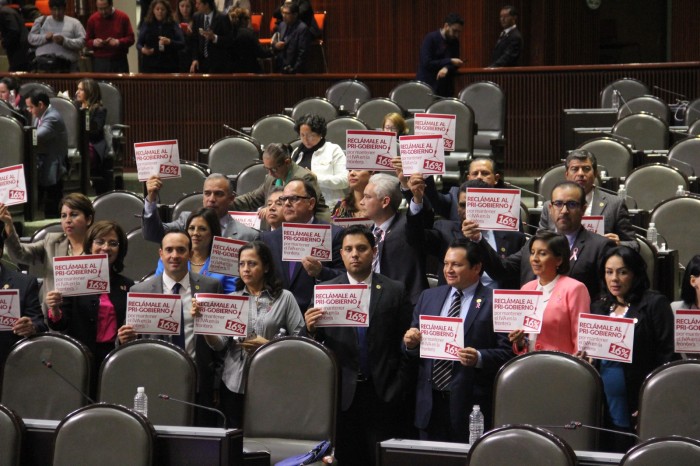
[345,130,397,171]
[419,315,464,361]
[134,140,181,181]
[399,134,445,176]
[208,236,247,276]
[282,223,333,262]
[194,293,250,336]
[331,217,374,229]
[229,211,262,230]
[126,292,182,335]
[577,313,635,363]
[675,309,700,353]
[0,290,21,331]
[313,284,369,327]
[465,187,521,231]
[0,164,27,206]
[414,113,457,151]
[582,216,605,236]
[53,254,110,297]
[492,289,546,333]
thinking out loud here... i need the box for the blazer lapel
[591,190,608,216]
[569,229,587,274]
[368,273,382,323]
[463,284,486,335]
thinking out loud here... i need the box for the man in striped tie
[403,239,513,442]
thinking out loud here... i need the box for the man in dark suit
[416,12,464,97]
[0,231,46,367]
[262,178,344,314]
[0,0,31,71]
[142,173,259,244]
[539,149,638,251]
[189,0,232,73]
[273,1,311,73]
[303,225,413,465]
[465,181,614,299]
[404,239,512,441]
[489,5,523,67]
[117,231,224,425]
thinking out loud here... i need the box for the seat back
[493,351,603,450]
[650,196,700,268]
[636,235,657,289]
[617,95,670,123]
[578,137,634,178]
[48,96,79,152]
[625,163,688,211]
[637,360,700,441]
[458,81,505,151]
[611,112,669,151]
[426,98,475,153]
[0,404,24,466]
[208,135,262,177]
[123,227,161,282]
[53,403,155,466]
[0,101,26,125]
[99,340,197,426]
[620,436,700,466]
[667,136,700,178]
[389,80,435,113]
[250,12,262,34]
[235,162,267,195]
[535,164,566,201]
[1,334,91,420]
[356,98,404,130]
[0,116,24,168]
[325,79,371,110]
[600,78,649,108]
[243,337,337,442]
[93,190,144,233]
[159,161,208,205]
[467,425,577,466]
[97,82,122,127]
[18,82,56,98]
[688,119,700,137]
[172,192,203,220]
[250,114,297,149]
[325,116,369,150]
[291,97,338,123]
[685,98,700,126]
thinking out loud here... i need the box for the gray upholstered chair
[325,116,369,150]
[0,404,24,466]
[49,96,83,193]
[158,161,208,206]
[122,227,161,282]
[325,79,371,111]
[625,163,688,211]
[637,360,700,441]
[426,98,475,185]
[467,425,577,466]
[620,436,700,466]
[291,97,338,123]
[242,336,337,464]
[493,351,603,450]
[235,162,267,195]
[1,334,92,420]
[612,112,669,151]
[97,81,128,191]
[458,81,506,157]
[389,80,435,114]
[172,192,204,221]
[667,136,700,178]
[636,235,657,289]
[617,95,671,123]
[650,195,700,267]
[535,163,566,202]
[578,137,634,178]
[250,114,297,149]
[685,98,700,126]
[92,190,144,233]
[52,403,155,466]
[207,135,262,181]
[98,339,197,426]
[356,97,405,130]
[600,78,649,108]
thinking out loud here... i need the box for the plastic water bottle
[134,387,148,417]
[676,185,685,197]
[646,223,658,248]
[612,90,620,110]
[617,183,627,202]
[468,404,484,445]
[353,98,360,114]
[273,328,287,339]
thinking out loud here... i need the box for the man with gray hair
[142,172,259,243]
[361,173,428,306]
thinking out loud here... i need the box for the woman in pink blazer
[510,231,590,355]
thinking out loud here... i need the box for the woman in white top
[291,113,348,207]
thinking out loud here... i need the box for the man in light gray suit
[142,172,260,244]
[25,91,68,218]
[118,231,224,425]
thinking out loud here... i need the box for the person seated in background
[45,221,132,396]
[0,76,25,112]
[174,0,196,72]
[0,0,31,71]
[264,187,286,231]
[0,230,46,369]
[154,208,237,293]
[291,114,348,207]
[193,241,303,428]
[331,170,372,219]
[190,0,232,73]
[137,0,185,73]
[75,78,109,194]
[142,172,259,244]
[272,1,311,74]
[85,0,135,73]
[672,255,700,359]
[228,7,271,73]
[28,0,85,72]
[382,112,409,138]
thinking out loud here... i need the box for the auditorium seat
[0,403,24,466]
[617,95,670,124]
[49,96,83,194]
[235,162,267,195]
[291,97,338,123]
[600,78,649,108]
[619,436,700,466]
[426,98,475,186]
[636,235,657,289]
[611,112,669,151]
[578,137,634,178]
[667,136,700,178]
[158,161,208,206]
[123,227,160,282]
[624,163,688,211]
[458,81,506,157]
[98,81,128,191]
[325,79,371,111]
[467,425,576,466]
[650,195,700,267]
[207,135,262,181]
[18,82,56,99]
[389,80,435,114]
[172,192,204,221]
[250,114,297,150]
[92,190,144,233]
[325,116,369,150]
[685,98,700,127]
[534,164,566,203]
[356,97,405,130]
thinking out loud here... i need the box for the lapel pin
[195,285,200,290]
[2,284,9,289]
[475,298,482,309]
[376,284,381,289]
[599,202,604,207]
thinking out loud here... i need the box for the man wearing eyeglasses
[464,181,613,298]
[539,149,638,251]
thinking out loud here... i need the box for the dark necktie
[372,227,384,272]
[203,15,210,58]
[432,290,463,391]
[171,283,185,349]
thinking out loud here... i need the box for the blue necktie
[171,283,185,349]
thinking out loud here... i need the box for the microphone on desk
[336,74,359,111]
[158,393,228,428]
[502,181,545,205]
[41,359,95,404]
[652,85,688,103]
[223,124,251,139]
[541,421,640,439]
[593,184,639,209]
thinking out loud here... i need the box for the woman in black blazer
[46,221,133,396]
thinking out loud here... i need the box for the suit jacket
[130,272,223,394]
[301,273,413,411]
[192,10,232,72]
[479,227,614,299]
[0,6,31,71]
[490,27,523,67]
[416,29,460,97]
[262,218,344,313]
[142,208,260,244]
[275,19,311,73]
[0,265,46,366]
[36,105,68,186]
[410,283,513,436]
[539,188,638,251]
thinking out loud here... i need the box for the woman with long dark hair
[137,0,184,73]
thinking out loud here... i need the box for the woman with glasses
[44,221,132,395]
[509,230,590,355]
